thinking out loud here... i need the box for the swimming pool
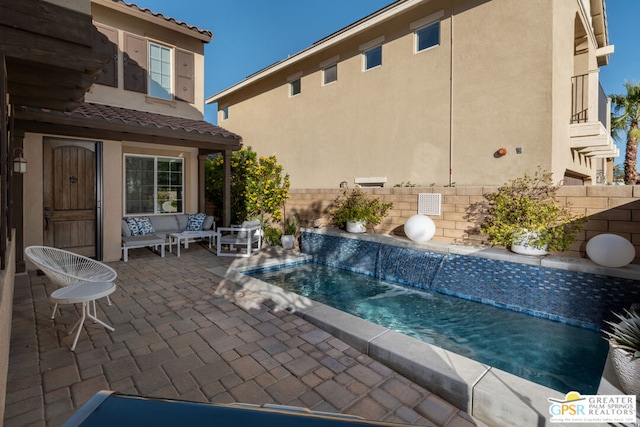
[249,262,609,394]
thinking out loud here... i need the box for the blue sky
[136,0,639,164]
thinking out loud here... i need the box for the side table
[49,281,116,351]
[169,230,217,257]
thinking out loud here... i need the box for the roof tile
[35,102,241,140]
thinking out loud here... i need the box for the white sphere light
[404,214,436,242]
[586,234,635,268]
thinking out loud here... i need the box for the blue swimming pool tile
[301,232,640,329]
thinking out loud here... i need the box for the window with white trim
[323,64,337,85]
[290,78,301,96]
[124,155,184,215]
[363,45,382,70]
[416,22,440,52]
[149,42,172,100]
[222,106,229,120]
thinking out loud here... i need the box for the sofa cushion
[203,215,214,231]
[176,214,189,230]
[150,215,179,233]
[122,220,132,237]
[187,213,206,231]
[122,234,165,247]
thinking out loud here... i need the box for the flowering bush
[480,168,587,251]
[206,147,290,224]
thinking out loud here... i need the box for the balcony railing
[571,74,588,124]
[571,73,608,128]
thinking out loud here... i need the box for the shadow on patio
[4,244,481,427]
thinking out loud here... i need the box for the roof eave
[206,0,428,104]
[92,0,213,42]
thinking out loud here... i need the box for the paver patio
[4,243,484,426]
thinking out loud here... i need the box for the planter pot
[281,234,295,250]
[511,231,548,256]
[610,345,640,398]
[346,220,366,233]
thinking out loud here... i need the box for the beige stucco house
[207,0,617,189]
[11,0,241,266]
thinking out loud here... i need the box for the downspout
[448,0,454,186]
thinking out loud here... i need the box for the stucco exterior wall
[21,133,199,264]
[285,185,640,264]
[88,2,207,120]
[213,0,610,189]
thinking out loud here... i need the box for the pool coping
[208,253,626,427]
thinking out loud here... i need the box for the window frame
[289,77,301,97]
[148,41,173,100]
[363,45,382,71]
[323,63,338,85]
[415,21,440,53]
[124,154,184,216]
[221,106,229,120]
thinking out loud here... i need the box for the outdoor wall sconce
[496,148,507,157]
[339,181,348,188]
[13,148,27,174]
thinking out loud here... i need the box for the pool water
[249,263,609,394]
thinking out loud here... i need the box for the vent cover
[418,193,441,216]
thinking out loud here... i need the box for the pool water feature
[249,263,609,394]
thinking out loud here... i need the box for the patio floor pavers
[4,244,484,427]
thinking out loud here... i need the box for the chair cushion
[238,219,261,239]
[186,213,206,231]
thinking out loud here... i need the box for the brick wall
[284,186,640,264]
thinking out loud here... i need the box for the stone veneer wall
[285,185,640,264]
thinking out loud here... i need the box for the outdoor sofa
[121,213,215,262]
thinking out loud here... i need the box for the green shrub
[480,168,587,251]
[206,147,290,224]
[263,226,282,246]
[330,188,393,231]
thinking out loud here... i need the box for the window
[149,42,172,100]
[323,64,337,85]
[364,45,382,70]
[125,155,183,215]
[222,106,229,120]
[416,22,440,52]
[290,78,301,96]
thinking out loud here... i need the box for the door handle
[44,207,51,231]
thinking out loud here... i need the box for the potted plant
[330,188,393,233]
[263,226,282,247]
[480,168,587,255]
[281,215,299,250]
[603,309,640,397]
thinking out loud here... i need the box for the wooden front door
[43,138,99,257]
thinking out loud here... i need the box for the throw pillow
[186,213,206,231]
[126,217,140,236]
[135,217,155,235]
